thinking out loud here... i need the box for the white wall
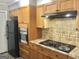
[0,3,8,10]
[20,0,29,6]
[8,0,29,11]
[37,0,57,5]
[29,0,36,6]
[8,1,20,11]
[8,0,56,10]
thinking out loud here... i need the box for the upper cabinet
[36,0,77,28]
[18,8,23,23]
[37,1,58,28]
[59,0,76,11]
[37,5,50,28]
[45,0,58,13]
[21,7,29,24]
[44,0,76,12]
[9,7,29,24]
[37,5,44,28]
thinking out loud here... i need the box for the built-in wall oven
[20,28,28,43]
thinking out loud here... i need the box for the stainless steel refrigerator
[6,16,20,58]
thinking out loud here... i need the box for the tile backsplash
[42,18,79,47]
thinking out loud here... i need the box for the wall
[37,0,55,5]
[0,3,8,21]
[42,18,79,47]
[8,1,20,11]
[8,0,29,11]
[0,3,8,10]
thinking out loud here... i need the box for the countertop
[30,39,79,59]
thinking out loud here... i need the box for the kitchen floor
[0,53,23,59]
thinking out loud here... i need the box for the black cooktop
[40,40,76,53]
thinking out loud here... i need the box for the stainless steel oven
[20,28,28,43]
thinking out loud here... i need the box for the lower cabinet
[19,42,74,59]
[68,56,74,59]
[19,43,30,59]
[29,42,74,59]
[29,49,38,59]
[43,55,51,59]
[29,49,50,59]
[20,48,29,59]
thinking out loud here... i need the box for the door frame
[0,10,8,53]
[0,10,7,20]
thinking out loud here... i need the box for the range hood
[42,10,77,19]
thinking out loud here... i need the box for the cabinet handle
[56,55,58,57]
[56,10,59,11]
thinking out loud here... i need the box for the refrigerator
[7,16,20,58]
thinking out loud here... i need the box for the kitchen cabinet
[59,0,76,11]
[19,43,29,59]
[38,52,44,59]
[37,5,44,28]
[68,57,74,59]
[30,49,51,59]
[18,8,23,23]
[29,42,69,59]
[19,40,75,59]
[44,0,76,12]
[9,7,29,24]
[36,0,77,28]
[45,0,58,13]
[43,56,50,59]
[29,43,49,59]
[30,49,40,59]
[37,5,50,28]
[36,1,58,28]
[20,7,29,24]
[9,9,23,23]
[20,48,29,59]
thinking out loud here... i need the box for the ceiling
[0,0,12,3]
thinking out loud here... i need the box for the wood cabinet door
[17,8,23,23]
[59,0,75,11]
[19,48,29,59]
[55,52,68,59]
[68,56,74,59]
[29,49,38,59]
[43,55,50,59]
[37,52,44,59]
[21,7,28,24]
[37,5,44,28]
[45,1,58,13]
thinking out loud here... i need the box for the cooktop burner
[40,40,76,53]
